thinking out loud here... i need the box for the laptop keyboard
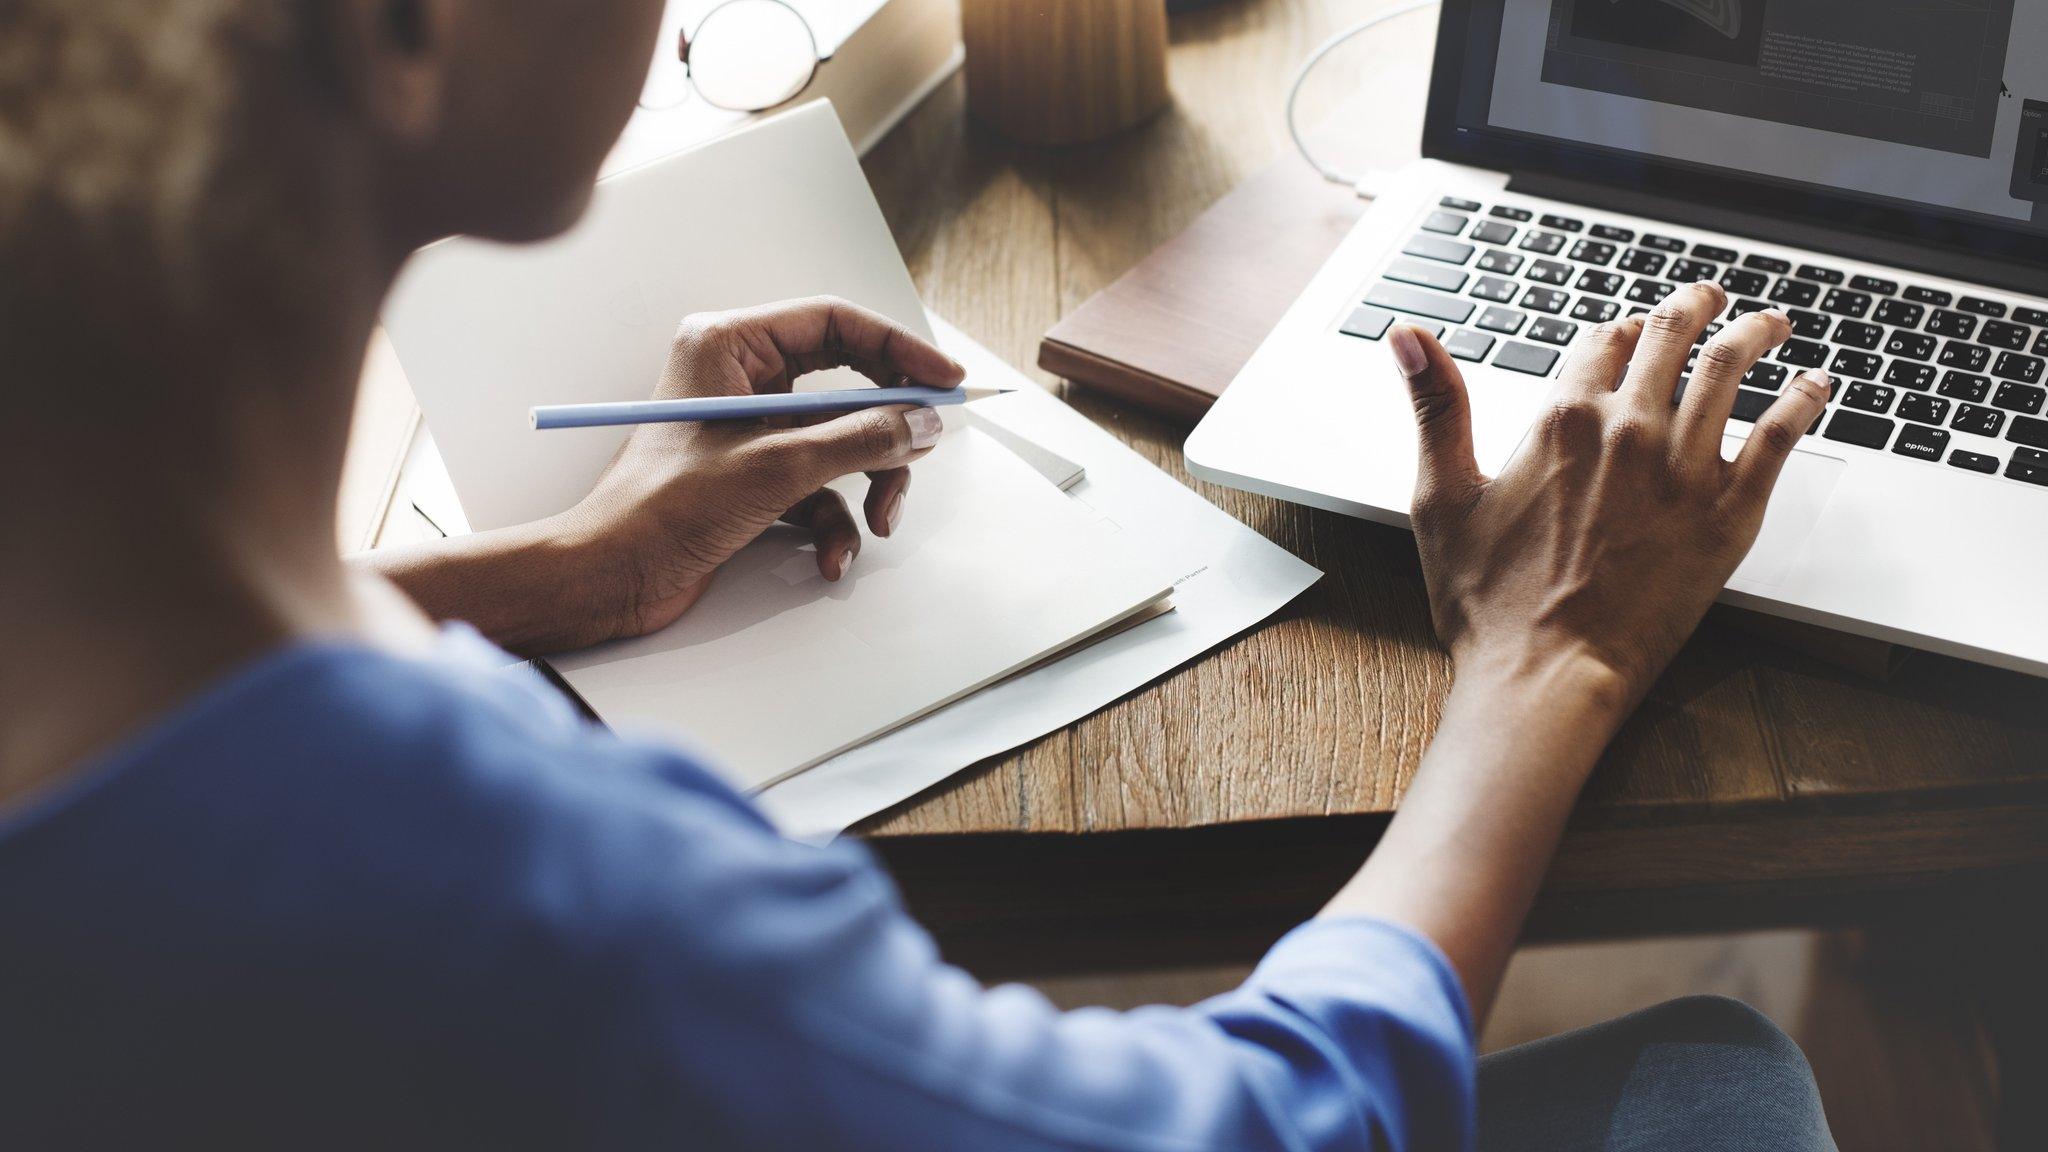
[1338,194,2048,488]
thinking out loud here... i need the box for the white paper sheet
[753,318,1324,842]
[549,426,1176,792]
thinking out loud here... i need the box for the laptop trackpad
[1728,439,1846,588]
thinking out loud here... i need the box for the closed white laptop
[1188,0,2048,676]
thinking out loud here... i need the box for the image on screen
[1469,0,2048,237]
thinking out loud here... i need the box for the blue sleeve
[560,746,1477,1152]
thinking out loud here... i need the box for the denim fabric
[1478,995,1838,1152]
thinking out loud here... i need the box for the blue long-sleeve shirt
[0,627,1474,1150]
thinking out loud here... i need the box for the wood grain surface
[851,0,2048,926]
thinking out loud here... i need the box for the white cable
[1286,0,1443,188]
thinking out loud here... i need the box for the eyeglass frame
[655,0,835,114]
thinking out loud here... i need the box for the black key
[1490,205,1533,222]
[1576,270,1625,297]
[1823,409,1894,449]
[1476,306,1528,335]
[1540,213,1584,233]
[1777,339,1829,368]
[2006,453,2048,486]
[1617,249,1668,276]
[1626,279,1676,306]
[1729,298,1770,319]
[1445,329,1495,362]
[1519,230,1568,255]
[1729,388,1776,423]
[1833,320,1883,350]
[1938,371,1991,402]
[1994,381,2046,415]
[2010,416,2048,450]
[1905,286,1952,306]
[1884,331,1936,361]
[1422,211,1469,235]
[2037,331,2048,356]
[1666,258,1717,283]
[1841,381,1895,413]
[1571,298,1620,323]
[1829,350,1883,380]
[1850,275,1898,295]
[1981,320,2030,350]
[1404,234,1475,265]
[1796,264,1845,285]
[1527,259,1574,286]
[1628,306,1651,317]
[1927,310,1978,339]
[1591,224,1634,242]
[2018,307,2048,326]
[1744,254,1792,274]
[1952,403,2004,436]
[1493,341,1560,376]
[1691,243,1738,263]
[1938,341,1991,372]
[1883,361,1935,391]
[1743,362,1788,391]
[1528,317,1578,345]
[1892,423,1948,461]
[1820,289,1871,319]
[1339,306,1396,340]
[1386,258,1468,293]
[1471,276,1519,303]
[1769,279,1819,307]
[1690,322,1724,347]
[1720,269,1769,297]
[1521,286,1570,314]
[1365,281,1476,324]
[1897,393,1950,426]
[1873,299,1925,329]
[1995,352,2046,384]
[1950,449,1999,473]
[1440,196,1482,212]
[1641,233,1686,252]
[1477,249,1524,275]
[1568,239,1616,265]
[1959,295,2007,318]
[1788,309,1831,339]
[1469,220,1518,246]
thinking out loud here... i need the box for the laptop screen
[1428,1,2048,267]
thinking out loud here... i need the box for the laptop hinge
[1509,171,2048,300]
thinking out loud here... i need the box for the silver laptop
[1188,0,2048,677]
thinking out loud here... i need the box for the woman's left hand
[363,296,964,655]
[563,296,966,638]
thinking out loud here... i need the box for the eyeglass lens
[640,0,820,114]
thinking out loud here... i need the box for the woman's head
[0,0,665,317]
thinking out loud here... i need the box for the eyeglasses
[640,0,831,114]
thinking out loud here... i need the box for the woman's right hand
[1389,280,1833,708]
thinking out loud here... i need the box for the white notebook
[552,426,1170,791]
[383,103,1176,790]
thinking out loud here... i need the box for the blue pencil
[531,386,1012,430]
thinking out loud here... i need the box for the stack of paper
[550,427,1176,791]
[383,102,1321,834]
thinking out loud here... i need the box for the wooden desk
[851,0,2048,979]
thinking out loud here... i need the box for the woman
[0,2,1838,1149]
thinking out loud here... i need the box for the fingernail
[1762,307,1791,323]
[1388,325,1428,378]
[1796,369,1832,400]
[884,490,905,535]
[906,407,943,450]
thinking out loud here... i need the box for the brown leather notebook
[1038,158,1365,421]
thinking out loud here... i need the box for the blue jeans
[1478,996,1838,1152]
